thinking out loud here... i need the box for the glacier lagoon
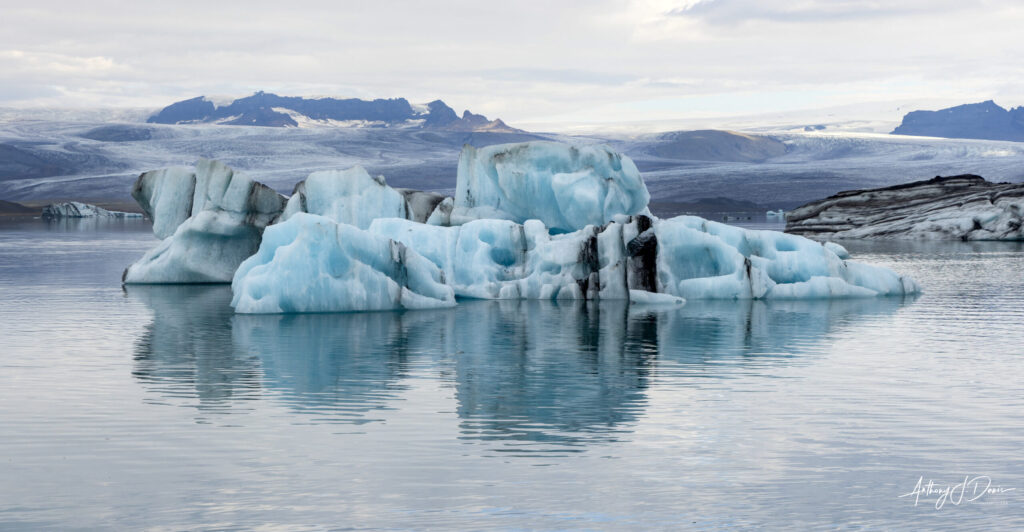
[1,217,1022,529]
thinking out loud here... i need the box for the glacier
[123,159,286,283]
[121,141,920,312]
[452,142,651,232]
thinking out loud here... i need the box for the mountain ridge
[147,92,523,132]
[891,100,1024,142]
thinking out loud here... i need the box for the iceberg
[281,166,453,227]
[131,166,200,238]
[364,213,916,303]
[654,216,917,299]
[368,215,678,302]
[452,142,650,232]
[123,159,286,283]
[124,141,921,311]
[231,213,455,313]
[785,175,1024,240]
[41,201,143,219]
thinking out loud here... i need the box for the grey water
[1,218,1022,530]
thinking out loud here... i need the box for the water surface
[1,218,1022,529]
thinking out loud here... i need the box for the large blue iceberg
[123,141,920,312]
[232,213,455,313]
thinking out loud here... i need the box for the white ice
[41,201,142,219]
[124,159,285,283]
[452,142,651,232]
[281,166,451,227]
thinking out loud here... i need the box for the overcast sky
[2,0,1023,126]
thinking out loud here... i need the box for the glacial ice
[124,141,921,311]
[41,201,143,219]
[123,159,286,283]
[281,166,452,227]
[368,214,689,302]
[785,175,1024,241]
[362,214,917,304]
[653,217,917,299]
[231,213,455,313]
[131,166,199,238]
[452,142,650,232]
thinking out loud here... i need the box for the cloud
[0,0,1021,125]
[665,0,976,24]
[0,50,125,76]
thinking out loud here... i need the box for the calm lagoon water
[1,217,1022,529]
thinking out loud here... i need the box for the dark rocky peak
[460,110,492,128]
[146,96,215,124]
[892,100,1024,142]
[147,92,522,132]
[423,100,458,127]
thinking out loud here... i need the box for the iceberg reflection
[129,285,262,413]
[127,286,914,447]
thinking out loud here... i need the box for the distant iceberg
[786,175,1024,240]
[42,201,142,219]
[123,141,920,312]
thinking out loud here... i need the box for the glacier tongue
[452,142,651,232]
[124,159,286,283]
[231,213,455,313]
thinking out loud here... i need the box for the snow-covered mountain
[147,92,523,132]
[891,100,1024,142]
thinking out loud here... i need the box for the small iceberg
[786,175,1024,240]
[42,201,143,219]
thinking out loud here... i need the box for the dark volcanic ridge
[892,100,1024,142]
[147,92,523,132]
[0,199,35,216]
[785,175,1024,240]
